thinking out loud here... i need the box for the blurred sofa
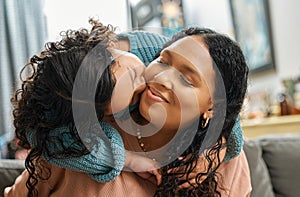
[0,159,24,196]
[1,134,300,197]
[243,134,300,197]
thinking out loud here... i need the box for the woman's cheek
[144,62,165,81]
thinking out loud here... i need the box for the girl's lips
[147,88,165,102]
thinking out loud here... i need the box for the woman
[111,27,251,196]
[117,30,244,162]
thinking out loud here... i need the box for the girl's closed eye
[157,59,169,66]
[157,59,163,63]
[128,67,137,80]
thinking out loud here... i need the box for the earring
[201,118,210,128]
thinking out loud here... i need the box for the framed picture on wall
[128,0,185,37]
[229,0,275,74]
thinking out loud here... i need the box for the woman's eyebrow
[166,50,202,83]
[182,66,198,76]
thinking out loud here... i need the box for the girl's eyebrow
[127,67,135,81]
[160,49,171,60]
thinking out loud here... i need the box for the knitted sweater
[26,121,125,182]
[118,31,169,65]
[27,31,243,182]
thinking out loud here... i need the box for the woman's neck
[133,110,178,152]
[104,110,177,152]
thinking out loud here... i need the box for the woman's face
[105,50,146,115]
[139,36,215,131]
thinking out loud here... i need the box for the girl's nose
[133,65,146,91]
[134,75,146,94]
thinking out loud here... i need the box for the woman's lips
[147,87,167,102]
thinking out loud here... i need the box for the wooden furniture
[241,114,300,139]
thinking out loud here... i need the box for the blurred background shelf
[241,114,300,139]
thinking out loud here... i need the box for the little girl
[9,19,163,196]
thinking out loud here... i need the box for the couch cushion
[0,159,25,194]
[259,135,300,197]
[243,139,275,197]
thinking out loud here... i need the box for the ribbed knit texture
[119,31,169,65]
[223,117,244,162]
[27,121,125,182]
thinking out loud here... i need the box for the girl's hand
[124,151,162,185]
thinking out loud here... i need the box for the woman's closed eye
[179,74,193,86]
[157,59,193,86]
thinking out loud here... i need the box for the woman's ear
[201,109,213,128]
[205,98,214,119]
[203,108,214,119]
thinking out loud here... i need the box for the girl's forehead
[110,49,145,80]
[111,49,142,68]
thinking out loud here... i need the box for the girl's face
[139,36,215,131]
[105,50,146,115]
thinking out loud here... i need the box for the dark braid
[155,27,248,196]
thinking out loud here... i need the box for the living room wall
[44,0,129,42]
[182,0,300,97]
[45,0,300,97]
[1,0,299,157]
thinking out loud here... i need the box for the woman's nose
[152,69,174,90]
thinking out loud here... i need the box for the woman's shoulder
[217,150,252,196]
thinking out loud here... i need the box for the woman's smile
[146,86,169,103]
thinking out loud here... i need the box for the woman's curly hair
[11,19,117,197]
[154,27,249,196]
